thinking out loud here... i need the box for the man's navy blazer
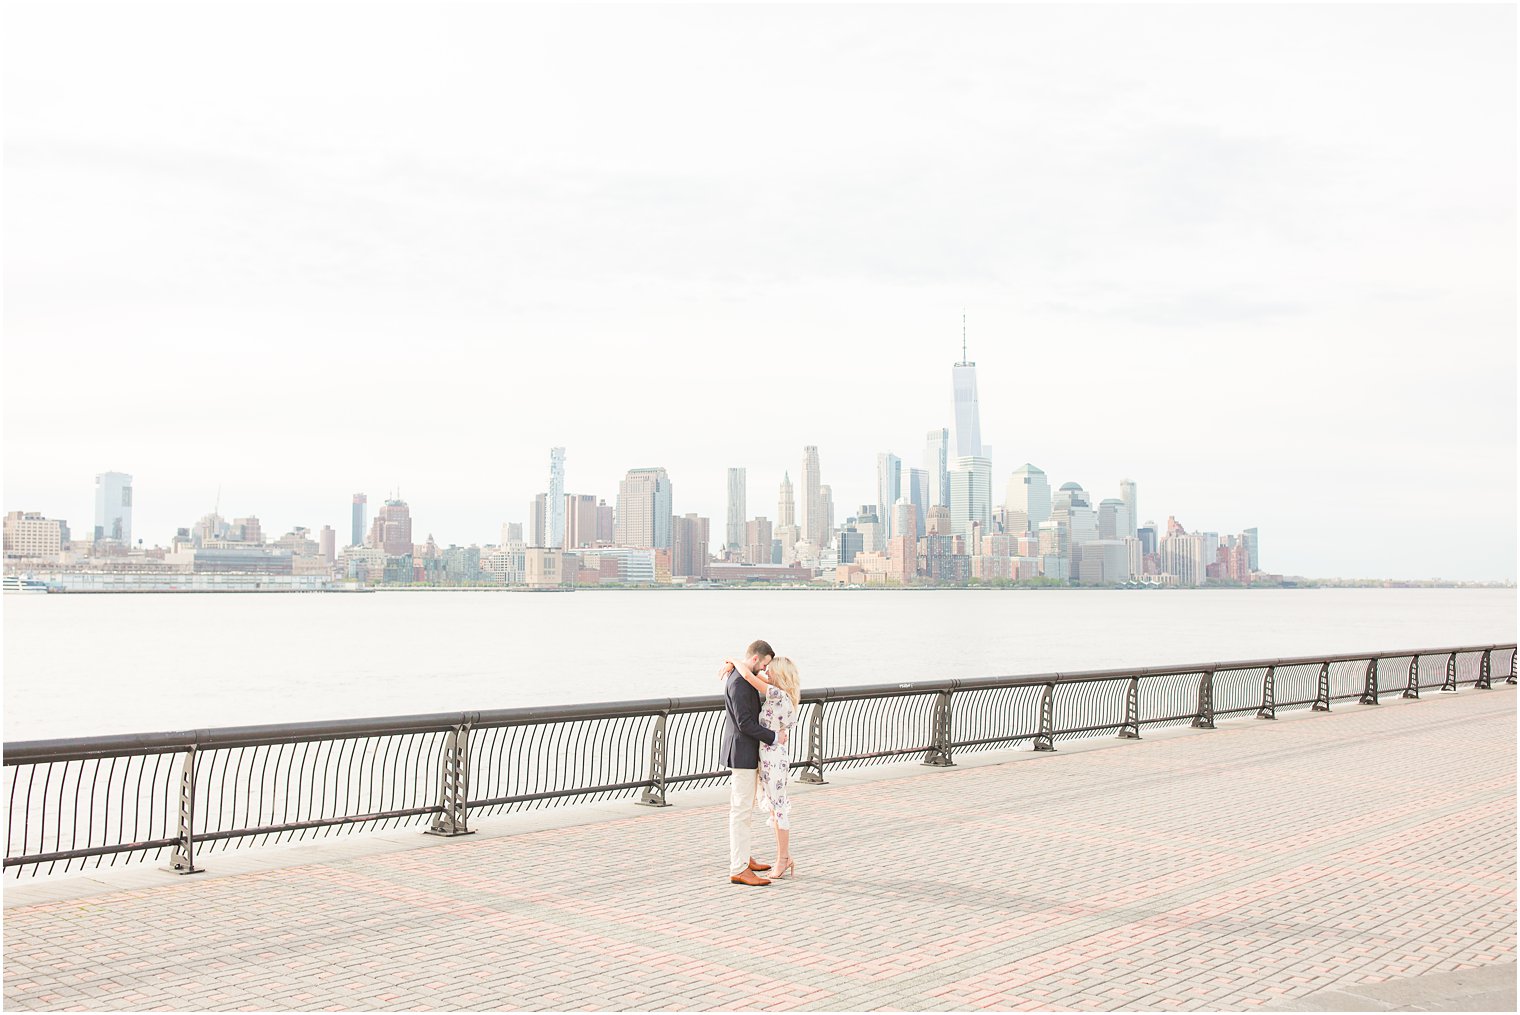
[720,670,776,770]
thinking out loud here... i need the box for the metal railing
[4,643,1514,878]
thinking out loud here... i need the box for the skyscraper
[1119,479,1138,538]
[529,494,547,547]
[1005,464,1050,534]
[952,318,983,460]
[548,448,566,549]
[377,498,413,556]
[93,471,133,545]
[819,484,834,549]
[672,514,710,578]
[726,468,746,552]
[924,429,950,508]
[777,472,795,529]
[565,494,599,549]
[908,468,929,537]
[1243,527,1259,571]
[616,468,673,549]
[948,456,992,537]
[351,493,367,548]
[876,453,902,540]
[800,446,825,549]
[744,517,772,566]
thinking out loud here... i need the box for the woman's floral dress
[757,685,798,830]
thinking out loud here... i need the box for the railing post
[1117,676,1141,739]
[427,723,474,837]
[1256,666,1276,720]
[1441,652,1458,692]
[797,700,827,784]
[1476,650,1493,690]
[1312,661,1331,711]
[638,712,672,807]
[1192,671,1215,729]
[1358,659,1379,705]
[164,747,204,875]
[1034,683,1057,751]
[1402,655,1420,700]
[922,691,956,767]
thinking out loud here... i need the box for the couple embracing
[719,639,801,887]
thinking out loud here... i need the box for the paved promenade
[4,688,1515,1012]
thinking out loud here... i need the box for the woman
[723,655,801,879]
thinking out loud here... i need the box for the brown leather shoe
[748,857,772,872]
[730,869,771,887]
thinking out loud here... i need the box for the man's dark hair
[747,639,775,660]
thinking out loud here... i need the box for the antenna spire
[961,309,967,362]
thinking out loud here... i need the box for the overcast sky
[4,3,1515,580]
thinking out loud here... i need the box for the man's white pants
[728,767,759,876]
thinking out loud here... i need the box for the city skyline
[4,5,1513,581]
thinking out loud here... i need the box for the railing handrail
[7,644,1513,764]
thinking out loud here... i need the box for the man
[722,638,786,886]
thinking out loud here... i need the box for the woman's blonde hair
[768,657,801,706]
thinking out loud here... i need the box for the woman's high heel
[773,857,796,879]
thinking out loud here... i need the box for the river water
[3,588,1514,741]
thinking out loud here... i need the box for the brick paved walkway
[4,689,1514,1011]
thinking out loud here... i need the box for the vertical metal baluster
[1442,652,1458,692]
[1192,672,1215,729]
[1358,658,1380,705]
[1256,666,1276,720]
[165,748,203,875]
[427,723,473,837]
[1034,683,1057,751]
[1313,662,1332,711]
[638,712,671,807]
[1476,650,1493,690]
[1402,655,1420,700]
[798,700,827,784]
[1118,677,1141,739]
[922,691,955,767]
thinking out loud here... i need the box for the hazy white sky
[4,3,1515,579]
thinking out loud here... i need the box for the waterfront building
[837,526,863,565]
[800,447,827,550]
[952,327,983,460]
[480,541,526,584]
[529,494,547,547]
[745,517,772,566]
[339,545,387,583]
[597,501,614,544]
[819,484,834,548]
[564,494,599,549]
[922,533,969,584]
[1041,555,1070,581]
[672,513,710,578]
[373,499,413,556]
[907,468,929,537]
[1075,539,1131,585]
[548,448,566,549]
[192,545,295,575]
[706,562,815,583]
[524,547,568,588]
[853,505,883,555]
[351,494,367,547]
[616,468,673,549]
[876,453,902,540]
[93,471,133,546]
[440,545,482,584]
[1119,479,1138,538]
[948,456,992,537]
[924,428,950,508]
[3,511,70,562]
[1098,499,1131,541]
[887,528,917,584]
[1006,464,1050,532]
[1159,530,1208,586]
[726,467,746,553]
[272,527,319,557]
